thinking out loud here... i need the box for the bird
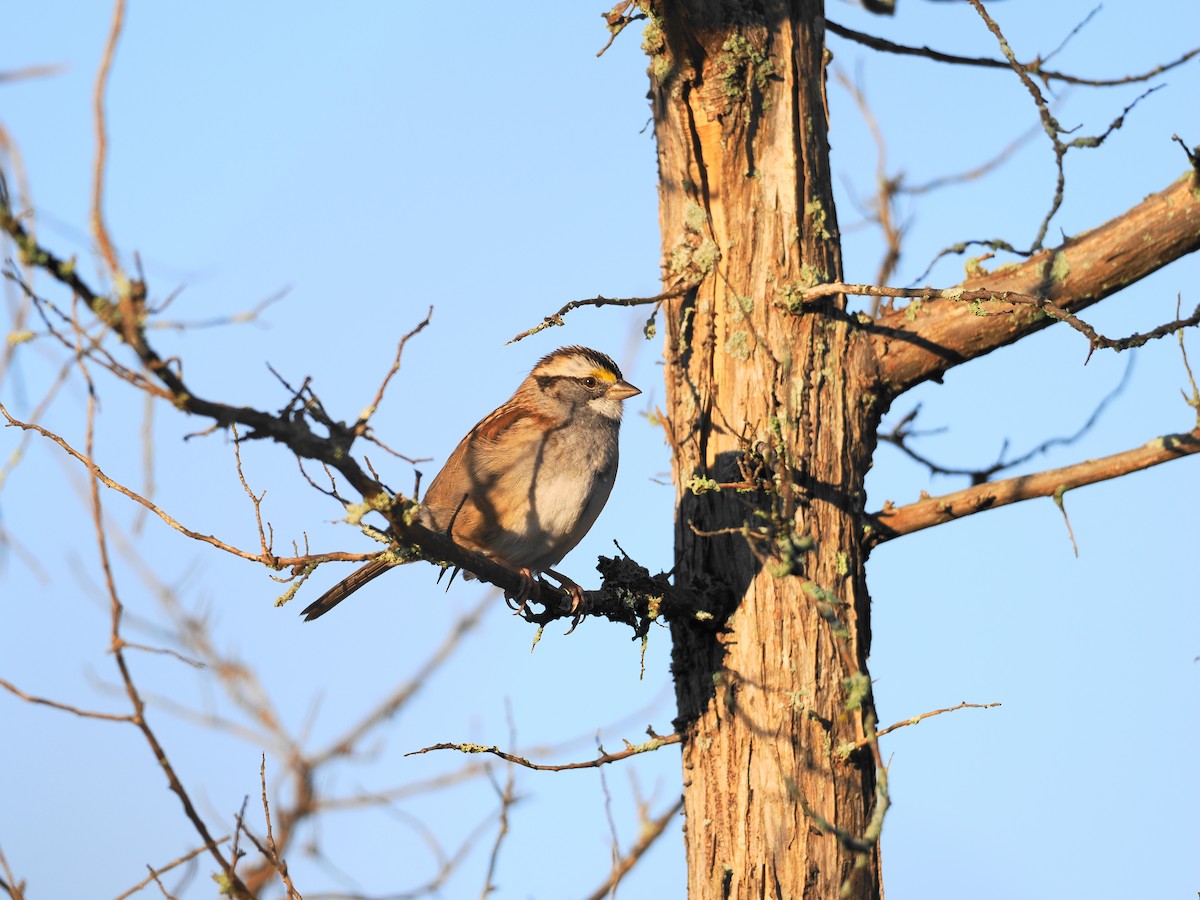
[300,345,640,622]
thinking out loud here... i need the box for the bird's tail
[300,557,397,621]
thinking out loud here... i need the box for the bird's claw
[561,580,586,635]
[503,568,540,616]
[503,569,586,633]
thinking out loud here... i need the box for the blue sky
[2,2,1197,898]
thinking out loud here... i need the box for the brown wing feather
[420,402,558,565]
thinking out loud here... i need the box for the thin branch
[0,843,23,900]
[963,0,1160,252]
[111,837,232,900]
[881,356,1134,484]
[0,399,375,570]
[868,428,1200,545]
[597,1,647,58]
[580,796,684,900]
[0,62,67,84]
[91,0,125,274]
[353,305,432,430]
[839,702,1002,755]
[407,728,681,772]
[309,590,493,766]
[71,341,249,898]
[508,285,692,344]
[0,676,135,723]
[480,704,520,900]
[253,755,301,900]
[826,19,1200,88]
[902,119,1042,197]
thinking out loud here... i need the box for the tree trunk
[649,2,884,896]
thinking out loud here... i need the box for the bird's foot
[545,570,586,634]
[503,567,540,615]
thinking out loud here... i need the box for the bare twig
[597,1,647,58]
[353,305,432,430]
[255,756,302,899]
[0,843,26,900]
[0,62,67,84]
[111,838,233,900]
[0,676,135,723]
[67,337,249,897]
[839,702,1002,755]
[826,19,1200,88]
[480,703,521,899]
[964,0,1160,251]
[581,796,684,900]
[407,728,681,772]
[881,357,1134,484]
[309,590,494,766]
[91,0,125,274]
[508,285,692,344]
[0,400,375,570]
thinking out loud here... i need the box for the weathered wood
[649,2,884,895]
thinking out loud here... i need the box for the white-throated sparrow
[301,345,640,621]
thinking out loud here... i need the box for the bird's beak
[609,379,641,401]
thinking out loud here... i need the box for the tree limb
[870,169,1200,395]
[867,428,1200,545]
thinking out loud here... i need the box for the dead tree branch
[867,170,1200,395]
[868,428,1200,545]
[407,727,681,773]
[508,284,692,344]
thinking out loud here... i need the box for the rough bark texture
[648,2,883,896]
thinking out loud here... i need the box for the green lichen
[804,198,831,240]
[693,238,721,273]
[725,329,751,360]
[844,672,871,712]
[684,200,709,232]
[964,255,990,279]
[728,294,753,323]
[641,13,673,82]
[903,298,925,322]
[715,32,775,115]
[1049,250,1070,282]
[778,266,827,312]
[686,473,721,494]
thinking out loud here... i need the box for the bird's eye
[583,377,598,389]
